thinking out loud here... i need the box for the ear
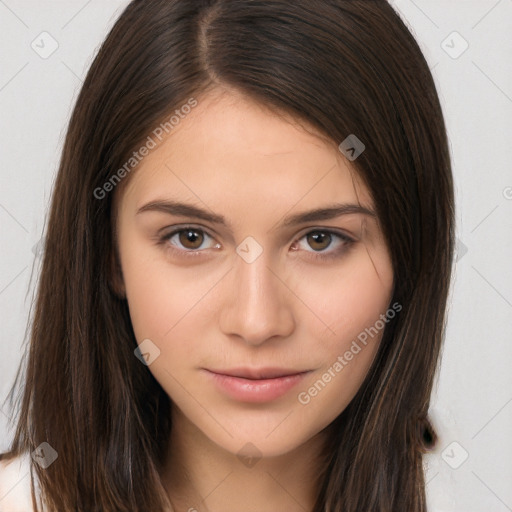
[108,244,126,299]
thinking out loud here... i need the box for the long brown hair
[1,1,454,510]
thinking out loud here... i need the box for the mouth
[202,367,312,403]
[208,367,309,379]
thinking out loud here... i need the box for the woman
[0,0,454,510]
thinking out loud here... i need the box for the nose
[218,247,296,346]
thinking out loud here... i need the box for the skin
[114,87,394,512]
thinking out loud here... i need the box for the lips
[207,367,308,380]
[203,367,311,402]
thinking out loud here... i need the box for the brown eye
[178,229,204,249]
[306,231,332,251]
[291,229,354,261]
[160,226,220,257]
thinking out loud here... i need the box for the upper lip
[206,367,309,380]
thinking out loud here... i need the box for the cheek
[292,246,393,412]
[120,235,222,344]
[121,248,219,396]
[293,244,393,351]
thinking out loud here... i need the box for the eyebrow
[136,200,376,229]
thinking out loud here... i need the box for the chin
[192,407,331,461]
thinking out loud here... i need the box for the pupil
[180,230,203,249]
[308,232,330,251]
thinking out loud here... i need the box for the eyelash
[157,225,355,261]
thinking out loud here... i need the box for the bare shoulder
[0,453,36,512]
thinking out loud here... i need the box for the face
[114,88,394,458]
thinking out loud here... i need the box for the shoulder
[0,453,36,512]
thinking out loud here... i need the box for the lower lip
[204,370,310,403]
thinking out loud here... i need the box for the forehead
[119,89,373,218]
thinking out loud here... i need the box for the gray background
[1,1,511,510]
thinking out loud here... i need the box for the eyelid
[157,223,215,238]
[294,225,357,243]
